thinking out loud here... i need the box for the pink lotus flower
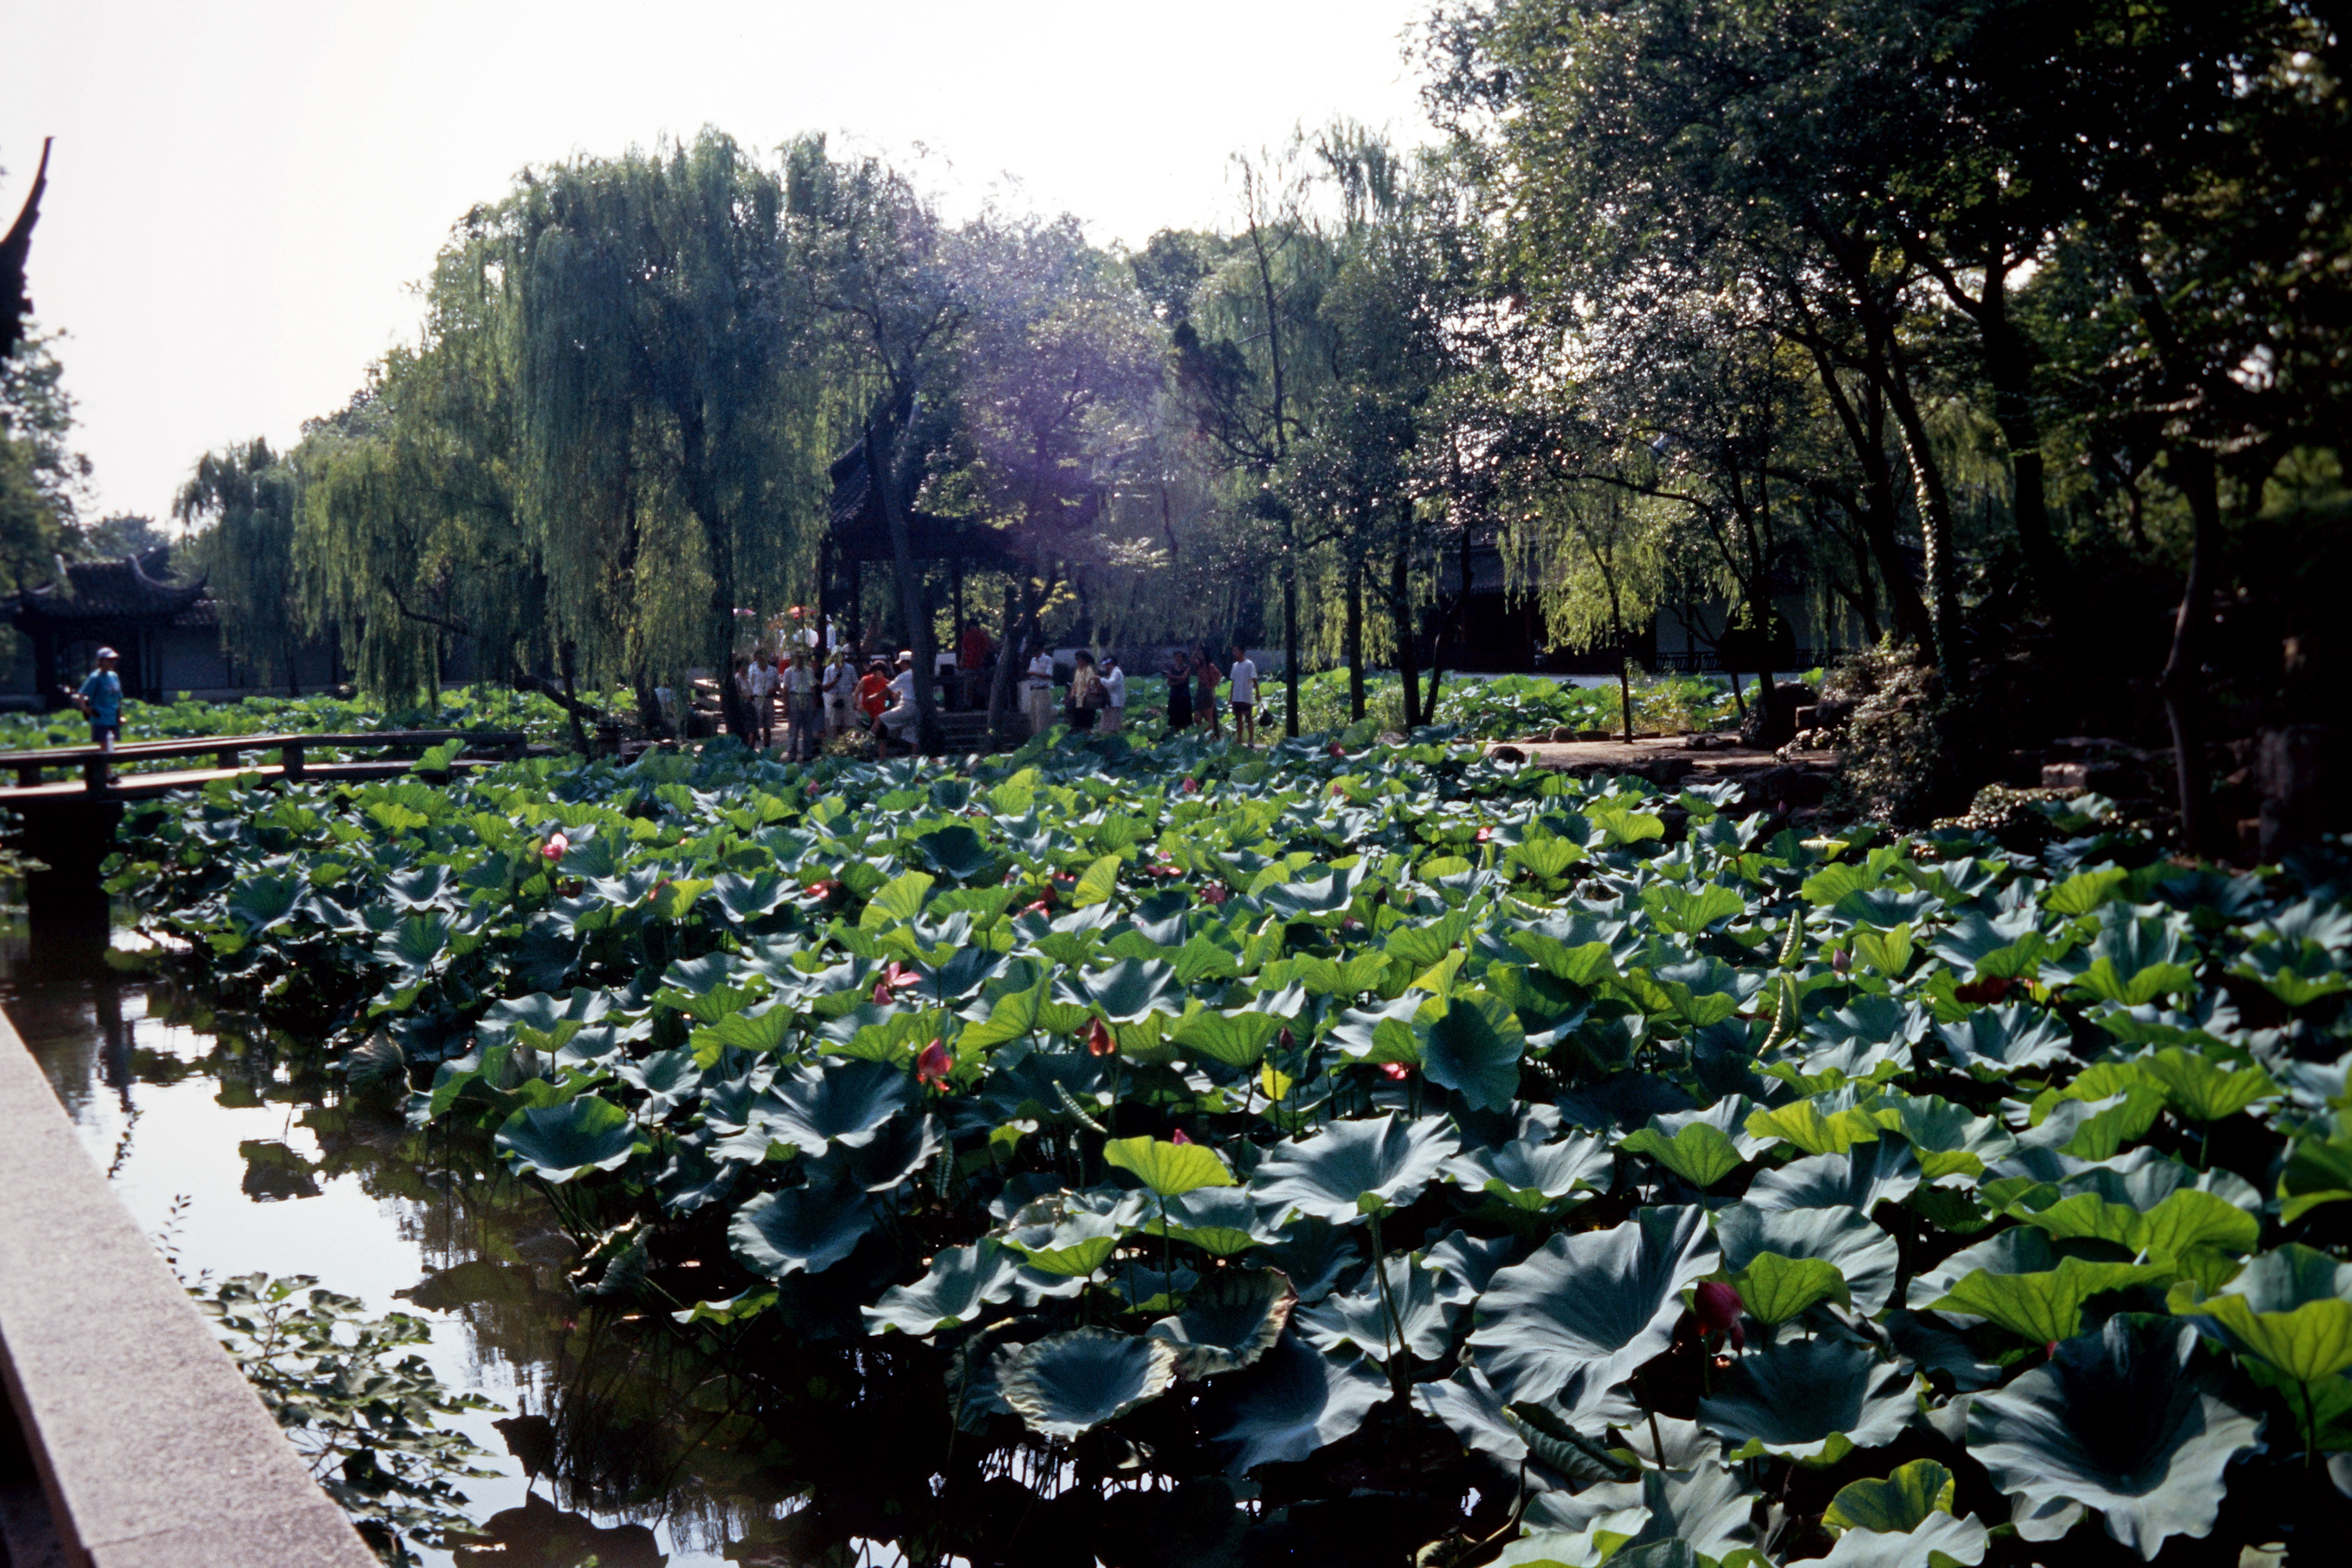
[916,1039,952,1089]
[1170,1128,1194,1145]
[1181,778,1200,794]
[1327,744,1346,758]
[540,831,569,861]
[1829,945,1852,976]
[873,961,923,1001]
[1475,826,1493,843]
[1694,1280,1747,1351]
[1086,1017,1117,1057]
[1021,898,1052,916]
[804,879,839,901]
[1380,1062,1409,1081]
[1201,881,1230,905]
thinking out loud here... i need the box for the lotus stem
[1632,1368,1665,1470]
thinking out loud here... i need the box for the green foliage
[107,723,2352,1560]
[190,1273,497,1561]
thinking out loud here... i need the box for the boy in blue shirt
[73,646,124,753]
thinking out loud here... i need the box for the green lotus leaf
[1823,1459,1957,1534]
[610,1049,702,1118]
[2281,1130,2352,1224]
[1154,1186,1271,1255]
[1618,1123,1742,1188]
[1250,1112,1461,1223]
[1467,1205,1718,1403]
[2134,1047,2278,1124]
[727,1180,875,1278]
[1935,1005,2075,1077]
[1697,1336,1913,1461]
[1729,1253,1851,1326]
[1966,1314,2261,1559]
[1147,1267,1296,1377]
[1930,1256,2162,1344]
[493,1095,646,1184]
[712,871,792,923]
[1718,1204,1900,1316]
[1877,1094,2014,1179]
[1816,1510,1988,1568]
[912,824,994,881]
[228,873,304,934]
[1327,994,1426,1064]
[995,1328,1179,1439]
[1001,1208,1127,1277]
[1063,957,1185,1023]
[2013,1186,2258,1268]
[2169,1244,2352,1382]
[1418,990,1528,1111]
[1442,1132,1612,1210]
[1746,1099,1893,1156]
[864,1241,1020,1336]
[1520,1461,1760,1561]
[1746,1141,1921,1215]
[742,1058,910,1156]
[1196,1330,1389,1474]
[1295,1253,1457,1363]
[1103,1135,1236,1197]
[1169,1005,1284,1068]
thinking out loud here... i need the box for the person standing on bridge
[71,647,124,757]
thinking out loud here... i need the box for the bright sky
[3,0,1436,530]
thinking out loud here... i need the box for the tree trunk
[1881,375,1966,689]
[1393,548,1421,729]
[1345,563,1364,723]
[867,419,942,754]
[557,640,591,755]
[2159,448,2220,856]
[1283,554,1301,739]
[1420,525,1473,726]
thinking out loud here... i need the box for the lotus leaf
[864,1242,1021,1335]
[1618,1123,1743,1189]
[1936,1006,2075,1076]
[748,1058,910,1155]
[1251,1112,1461,1222]
[1147,1267,1296,1376]
[1697,1336,1914,1460]
[1418,990,1528,1111]
[1103,1135,1236,1197]
[1823,1458,1958,1534]
[610,1049,702,1118]
[1966,1315,2261,1558]
[1718,1204,1901,1316]
[494,1095,646,1184]
[995,1328,1180,1438]
[1467,1206,1717,1403]
[1442,1132,1612,1210]
[1816,1510,1988,1568]
[1745,1141,1921,1215]
[728,1180,876,1278]
[1196,1330,1388,1473]
[1295,1253,1456,1363]
[2169,1244,2352,1383]
[1520,1461,1761,1560]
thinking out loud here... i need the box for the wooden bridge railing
[0,730,530,796]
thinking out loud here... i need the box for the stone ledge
[0,1009,377,1568]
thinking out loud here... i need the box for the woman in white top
[1099,654,1126,733]
[1023,645,1057,740]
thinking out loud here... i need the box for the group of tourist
[1162,644,1259,744]
[723,624,1265,758]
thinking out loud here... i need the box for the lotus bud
[1829,945,1851,976]
[1475,826,1492,842]
[872,976,893,1005]
[1170,1128,1193,1145]
[1182,778,1200,794]
[1277,1026,1295,1051]
[1694,1280,1746,1350]
[1201,881,1230,905]
[541,831,569,861]
[1327,744,1345,758]
[916,1039,952,1088]
[1086,1016,1117,1057]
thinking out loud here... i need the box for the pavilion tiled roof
[5,545,209,625]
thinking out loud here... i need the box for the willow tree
[294,219,541,708]
[505,132,830,713]
[177,438,309,694]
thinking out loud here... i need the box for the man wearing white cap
[72,646,125,754]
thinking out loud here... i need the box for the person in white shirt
[1099,653,1126,733]
[877,651,920,755]
[783,650,819,759]
[1228,645,1259,745]
[820,650,849,736]
[1023,644,1057,739]
[746,650,779,749]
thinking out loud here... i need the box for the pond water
[1,900,913,1568]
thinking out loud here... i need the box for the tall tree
[179,439,307,695]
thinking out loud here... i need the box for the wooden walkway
[0,729,528,803]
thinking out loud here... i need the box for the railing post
[81,755,107,793]
[14,763,38,787]
[216,747,239,772]
[281,744,305,781]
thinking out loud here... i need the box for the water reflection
[0,893,785,1568]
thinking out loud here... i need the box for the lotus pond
[84,725,2352,1565]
